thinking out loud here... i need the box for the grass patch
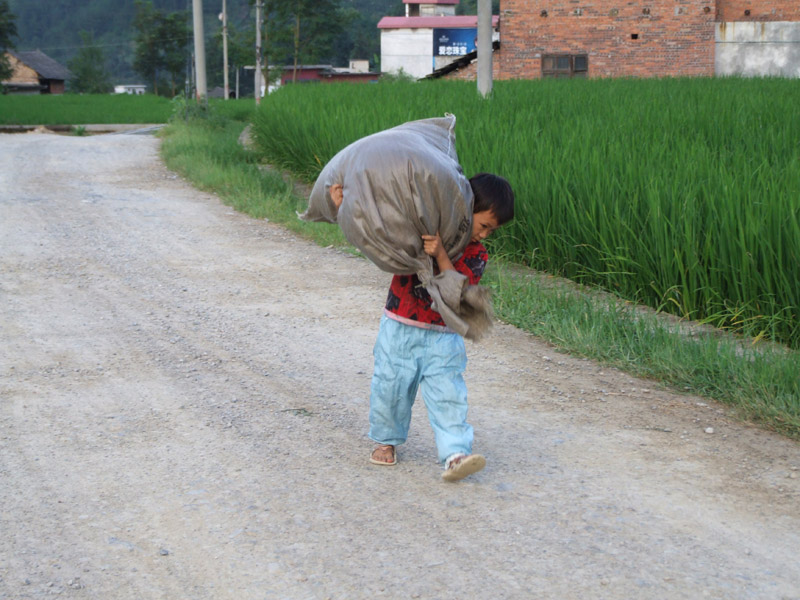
[159,106,800,440]
[0,93,173,124]
[0,93,257,126]
[486,263,800,438]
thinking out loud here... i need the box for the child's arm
[422,232,455,273]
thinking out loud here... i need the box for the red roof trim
[378,15,499,29]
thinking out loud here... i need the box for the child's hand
[422,232,446,259]
[423,232,455,272]
[330,184,343,209]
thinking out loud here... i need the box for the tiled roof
[10,50,71,80]
[378,15,499,29]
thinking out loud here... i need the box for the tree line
[3,0,405,96]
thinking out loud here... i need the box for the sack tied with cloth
[298,114,494,341]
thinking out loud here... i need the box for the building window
[542,54,588,78]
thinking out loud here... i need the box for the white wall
[381,29,434,78]
[716,22,800,78]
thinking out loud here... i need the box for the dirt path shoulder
[1,132,798,600]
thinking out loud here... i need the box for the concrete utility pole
[477,0,493,98]
[192,0,208,102]
[255,0,263,105]
[221,0,229,100]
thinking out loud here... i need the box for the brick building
[423,0,799,80]
[492,0,800,79]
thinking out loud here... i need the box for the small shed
[279,65,379,86]
[2,50,71,94]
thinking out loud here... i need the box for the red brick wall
[497,0,716,79]
[717,1,800,21]
[441,58,504,81]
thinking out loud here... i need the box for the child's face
[471,210,499,243]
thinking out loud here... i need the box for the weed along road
[1,131,799,600]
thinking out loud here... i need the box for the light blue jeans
[369,314,473,464]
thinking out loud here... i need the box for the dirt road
[1,132,798,600]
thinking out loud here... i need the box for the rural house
[381,0,800,80]
[379,0,500,79]
[2,50,71,94]
[278,62,379,86]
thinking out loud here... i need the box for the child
[335,173,514,482]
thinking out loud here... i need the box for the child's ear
[330,184,344,209]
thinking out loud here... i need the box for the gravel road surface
[1,131,799,600]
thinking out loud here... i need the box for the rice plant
[251,78,800,349]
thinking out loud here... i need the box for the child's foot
[369,444,396,466]
[442,453,485,482]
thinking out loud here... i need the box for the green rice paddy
[251,78,800,350]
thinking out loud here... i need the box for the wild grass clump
[485,262,800,437]
[251,78,800,349]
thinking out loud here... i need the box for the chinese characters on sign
[433,28,477,57]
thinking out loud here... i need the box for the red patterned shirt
[384,241,488,330]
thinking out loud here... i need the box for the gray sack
[298,115,493,341]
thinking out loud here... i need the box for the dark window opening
[542,54,589,78]
[631,33,639,40]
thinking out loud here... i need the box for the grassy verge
[159,111,800,440]
[159,117,347,248]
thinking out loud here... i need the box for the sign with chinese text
[433,28,477,57]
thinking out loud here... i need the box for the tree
[278,0,343,82]
[207,19,252,93]
[133,1,162,93]
[0,0,17,86]
[132,0,189,96]
[456,0,500,15]
[159,12,190,97]
[68,31,112,94]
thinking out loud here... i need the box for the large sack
[298,115,492,341]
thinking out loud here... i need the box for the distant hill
[7,0,405,89]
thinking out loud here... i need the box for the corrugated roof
[10,50,71,80]
[378,15,499,29]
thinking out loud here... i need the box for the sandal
[442,453,485,482]
[369,444,397,466]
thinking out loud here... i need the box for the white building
[378,0,499,79]
[114,84,147,95]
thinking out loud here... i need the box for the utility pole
[477,0,493,98]
[221,0,229,100]
[255,0,263,105]
[192,0,208,102]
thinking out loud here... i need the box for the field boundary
[0,124,164,134]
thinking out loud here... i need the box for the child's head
[468,173,515,243]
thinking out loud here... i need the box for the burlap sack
[298,115,493,341]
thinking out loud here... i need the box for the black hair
[469,173,515,225]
